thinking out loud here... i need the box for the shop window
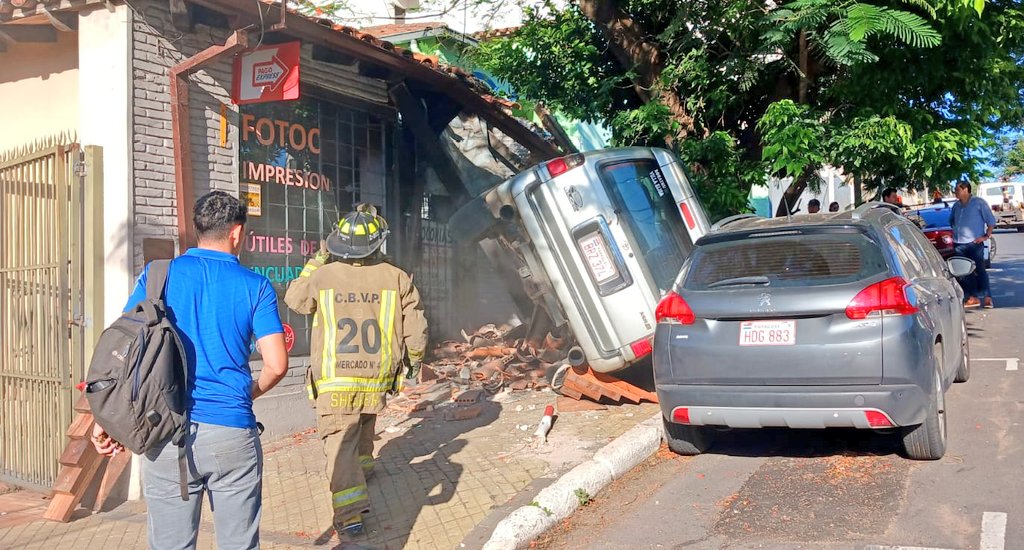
[238,95,394,357]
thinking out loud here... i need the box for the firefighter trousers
[317,412,376,523]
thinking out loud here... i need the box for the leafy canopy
[474,0,1024,219]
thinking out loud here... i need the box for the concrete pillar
[78,3,138,500]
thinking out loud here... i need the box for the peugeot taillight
[845,277,918,320]
[656,291,695,325]
[545,154,584,178]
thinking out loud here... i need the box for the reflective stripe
[377,289,397,380]
[315,377,393,393]
[332,484,368,509]
[318,290,333,379]
[326,290,339,378]
[299,263,319,278]
[306,384,314,400]
[359,455,374,470]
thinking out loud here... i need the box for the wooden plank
[45,451,102,521]
[93,451,131,511]
[73,392,90,413]
[51,442,99,493]
[58,438,90,466]
[64,412,93,438]
[389,82,468,203]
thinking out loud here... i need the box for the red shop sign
[232,42,301,105]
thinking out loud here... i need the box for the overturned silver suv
[451,147,711,377]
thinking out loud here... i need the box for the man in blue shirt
[92,191,289,549]
[950,182,997,308]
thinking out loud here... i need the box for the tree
[993,135,1024,178]
[474,0,1024,220]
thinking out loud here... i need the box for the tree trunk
[574,0,695,139]
[774,170,814,217]
[798,31,809,104]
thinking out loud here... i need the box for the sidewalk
[0,389,658,549]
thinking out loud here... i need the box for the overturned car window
[601,160,693,293]
[682,231,888,290]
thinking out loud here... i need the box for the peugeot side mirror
[947,256,976,278]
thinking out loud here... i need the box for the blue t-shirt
[125,248,283,429]
[950,196,996,244]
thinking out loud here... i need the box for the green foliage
[993,136,1024,177]
[472,0,1020,216]
[758,100,825,179]
[573,488,592,507]
[678,132,761,222]
[528,501,553,516]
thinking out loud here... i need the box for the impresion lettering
[241,114,321,154]
[243,161,333,192]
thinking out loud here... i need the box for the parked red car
[907,204,994,267]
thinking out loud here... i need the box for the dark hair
[828,201,840,211]
[956,181,973,193]
[808,199,821,208]
[882,187,898,200]
[193,191,247,241]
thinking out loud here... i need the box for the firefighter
[285,204,428,537]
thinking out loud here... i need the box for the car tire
[901,357,947,460]
[954,321,970,383]
[663,417,713,456]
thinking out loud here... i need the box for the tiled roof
[0,0,61,19]
[360,21,448,38]
[472,25,519,40]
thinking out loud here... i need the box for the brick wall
[130,0,238,272]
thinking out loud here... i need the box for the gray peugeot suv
[653,202,976,460]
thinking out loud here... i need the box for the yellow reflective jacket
[284,258,428,413]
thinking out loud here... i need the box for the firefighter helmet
[325,204,390,259]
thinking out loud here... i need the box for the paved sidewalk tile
[0,390,658,549]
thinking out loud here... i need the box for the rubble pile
[422,323,571,393]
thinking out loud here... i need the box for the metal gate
[0,138,86,487]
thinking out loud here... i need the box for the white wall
[0,32,79,153]
[78,4,134,369]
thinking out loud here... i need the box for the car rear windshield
[682,230,889,290]
[601,160,693,292]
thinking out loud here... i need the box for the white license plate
[739,320,796,346]
[579,233,618,284]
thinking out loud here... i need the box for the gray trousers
[143,422,263,550]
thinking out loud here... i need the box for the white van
[451,147,711,374]
[977,181,1024,230]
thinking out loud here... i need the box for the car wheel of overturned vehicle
[663,417,714,456]
[901,346,947,460]
[955,320,970,383]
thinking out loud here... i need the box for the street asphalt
[532,229,1024,550]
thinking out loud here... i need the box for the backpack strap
[146,260,172,302]
[146,259,191,501]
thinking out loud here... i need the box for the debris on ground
[409,323,571,397]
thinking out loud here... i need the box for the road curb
[481,412,664,550]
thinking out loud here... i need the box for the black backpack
[84,260,191,499]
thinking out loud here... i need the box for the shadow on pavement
[315,399,503,549]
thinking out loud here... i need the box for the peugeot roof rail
[851,201,902,220]
[710,213,761,232]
